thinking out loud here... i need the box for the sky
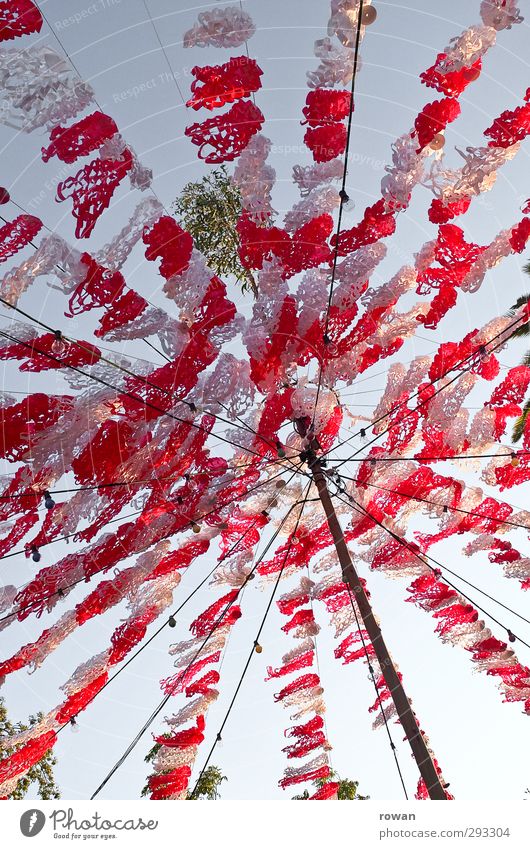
[1,0,530,802]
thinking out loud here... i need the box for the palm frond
[505,292,530,336]
[511,398,530,443]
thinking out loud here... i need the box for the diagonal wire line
[51,464,304,737]
[0,461,303,624]
[89,491,309,799]
[0,299,303,468]
[335,471,530,533]
[329,484,530,639]
[0,327,302,473]
[322,309,530,469]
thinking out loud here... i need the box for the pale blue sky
[1,0,530,801]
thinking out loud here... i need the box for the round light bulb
[0,188,10,205]
[51,333,67,356]
[254,642,263,654]
[192,523,201,534]
[361,5,377,25]
[168,615,176,628]
[429,133,445,151]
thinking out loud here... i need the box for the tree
[292,770,369,800]
[187,765,227,800]
[142,738,226,799]
[507,276,530,442]
[172,165,258,295]
[0,698,60,800]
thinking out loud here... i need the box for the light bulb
[0,187,10,205]
[168,615,176,628]
[361,5,377,25]
[254,642,263,654]
[70,717,79,733]
[192,523,201,533]
[31,546,41,563]
[359,428,367,442]
[276,441,286,458]
[275,479,287,489]
[44,491,55,510]
[429,133,445,151]
[507,630,516,643]
[51,332,67,356]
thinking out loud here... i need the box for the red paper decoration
[0,333,101,372]
[279,764,331,789]
[56,149,133,238]
[95,289,148,338]
[42,111,118,164]
[333,199,396,256]
[485,97,530,148]
[190,590,241,638]
[0,0,42,42]
[421,54,481,97]
[185,101,264,163]
[148,765,191,799]
[509,217,530,253]
[0,731,56,786]
[66,253,125,316]
[309,782,340,800]
[0,214,42,263]
[304,124,347,162]
[428,196,472,224]
[55,673,109,724]
[154,716,205,749]
[414,97,461,152]
[187,56,263,110]
[143,216,193,279]
[302,90,352,126]
[237,212,333,278]
[0,394,73,462]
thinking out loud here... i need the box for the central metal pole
[308,447,448,800]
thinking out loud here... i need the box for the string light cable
[0,460,305,624]
[89,489,311,799]
[50,464,305,738]
[328,482,530,642]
